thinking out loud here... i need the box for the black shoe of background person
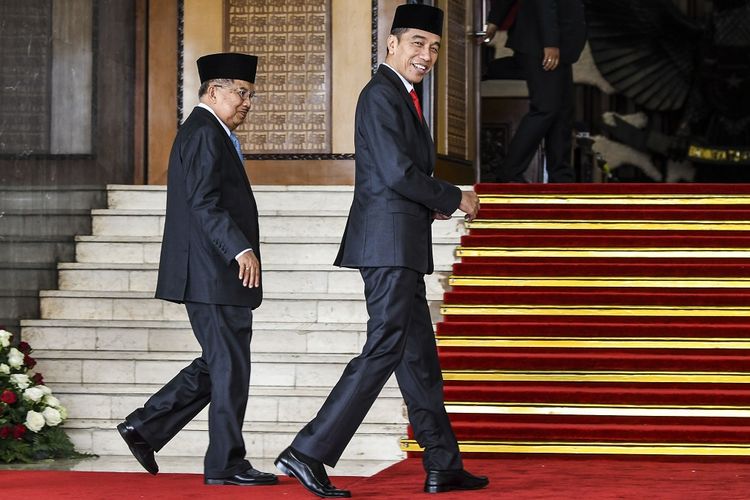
[116,421,158,475]
[275,446,351,498]
[204,466,279,486]
[424,468,490,493]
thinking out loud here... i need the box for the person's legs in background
[543,63,576,182]
[494,52,564,183]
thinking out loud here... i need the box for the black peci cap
[197,52,258,84]
[390,3,444,37]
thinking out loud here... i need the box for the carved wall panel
[0,1,52,153]
[225,0,331,154]
[0,0,94,156]
[445,0,469,160]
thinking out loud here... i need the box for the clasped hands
[434,191,480,222]
[459,191,480,221]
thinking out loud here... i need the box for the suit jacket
[491,0,587,64]
[334,66,462,275]
[155,106,262,308]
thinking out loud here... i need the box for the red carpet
[0,470,361,499]
[411,184,750,458]
[3,458,750,499]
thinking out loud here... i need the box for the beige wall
[147,0,178,185]
[182,0,370,154]
[330,0,371,154]
[183,0,223,117]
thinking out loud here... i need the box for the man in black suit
[275,4,488,498]
[486,0,587,182]
[116,53,278,487]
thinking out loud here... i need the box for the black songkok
[391,3,444,37]
[197,53,258,84]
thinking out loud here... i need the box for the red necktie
[409,89,423,122]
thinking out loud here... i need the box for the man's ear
[386,34,397,55]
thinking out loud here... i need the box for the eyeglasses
[214,85,256,101]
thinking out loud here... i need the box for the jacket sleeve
[181,127,252,265]
[487,0,517,27]
[531,0,560,49]
[359,84,462,216]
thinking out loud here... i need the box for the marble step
[0,263,57,291]
[0,290,39,319]
[37,290,443,323]
[106,185,355,211]
[0,237,75,263]
[0,211,92,237]
[90,209,467,238]
[0,318,19,333]
[105,184,473,212]
[31,350,401,390]
[55,263,451,296]
[73,235,459,266]
[106,185,169,210]
[64,418,405,461]
[48,383,406,426]
[0,186,106,211]
[22,319,370,355]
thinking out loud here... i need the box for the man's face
[207,79,255,131]
[386,28,441,84]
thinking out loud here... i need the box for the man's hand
[476,22,499,45]
[433,211,452,221]
[542,47,560,71]
[459,191,480,222]
[237,250,260,288]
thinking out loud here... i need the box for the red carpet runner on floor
[4,458,750,499]
[402,184,750,458]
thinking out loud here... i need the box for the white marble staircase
[20,185,467,471]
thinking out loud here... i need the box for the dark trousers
[291,267,462,471]
[127,302,253,478]
[497,52,575,183]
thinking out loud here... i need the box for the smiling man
[275,4,486,498]
[116,53,278,487]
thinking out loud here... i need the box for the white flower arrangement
[0,329,80,462]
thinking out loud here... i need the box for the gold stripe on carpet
[478,194,750,205]
[448,276,750,288]
[443,402,750,418]
[401,439,750,456]
[440,304,750,317]
[465,220,750,231]
[435,336,750,349]
[441,370,750,383]
[455,247,750,259]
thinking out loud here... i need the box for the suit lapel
[378,66,423,128]
[193,107,256,201]
[377,66,434,173]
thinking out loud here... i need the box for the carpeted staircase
[403,183,750,458]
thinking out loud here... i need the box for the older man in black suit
[486,0,587,182]
[116,53,278,487]
[275,4,488,498]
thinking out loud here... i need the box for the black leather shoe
[116,421,158,475]
[275,446,351,498]
[204,467,279,486]
[424,468,489,493]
